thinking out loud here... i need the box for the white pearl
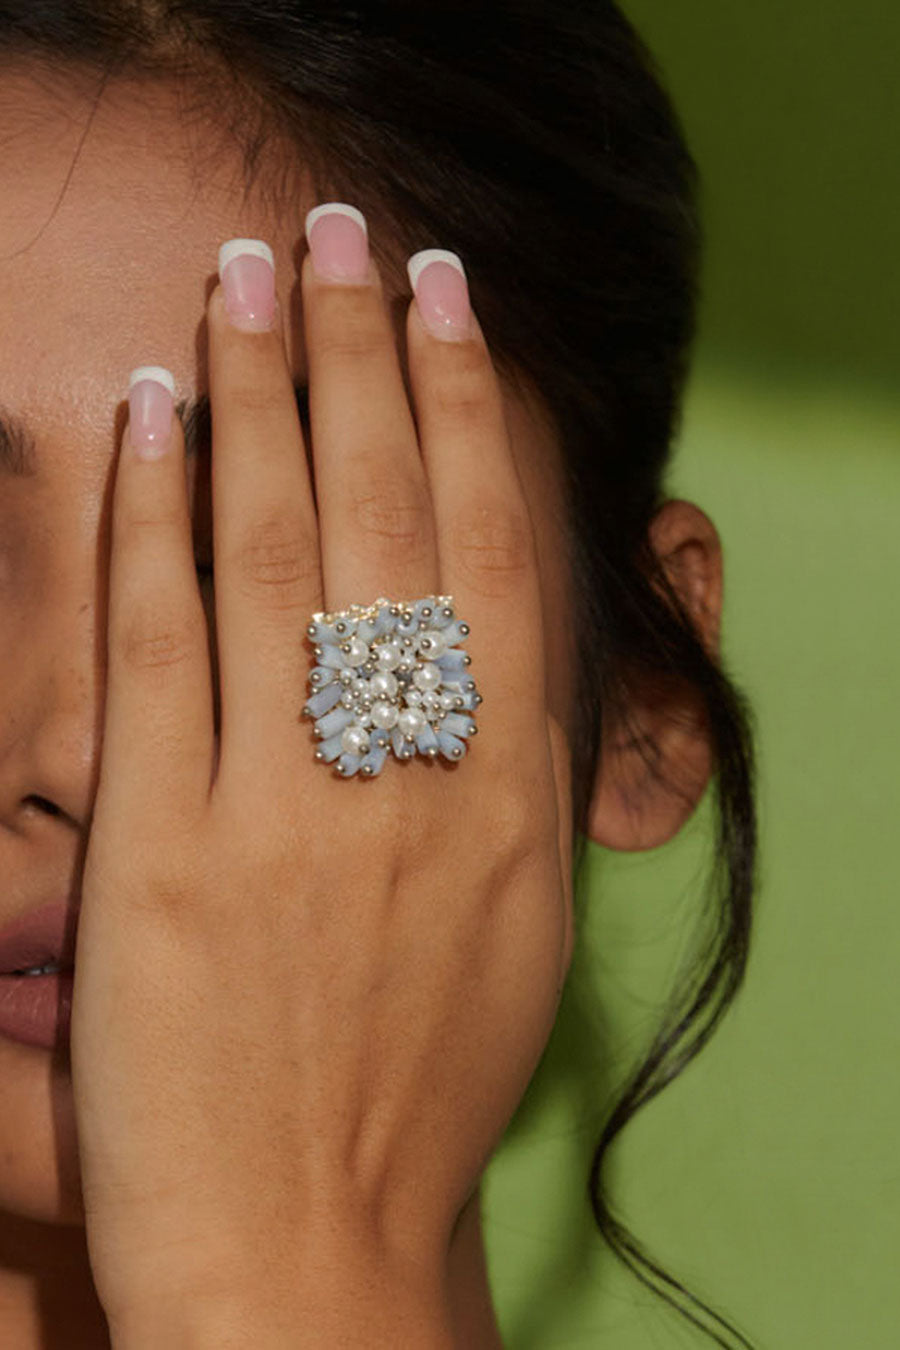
[418,630,447,659]
[397,707,427,739]
[340,689,356,708]
[341,725,370,755]
[375,641,402,671]
[413,662,441,691]
[404,688,424,705]
[369,670,398,699]
[421,690,440,709]
[354,709,373,728]
[439,692,456,710]
[345,637,370,666]
[371,700,399,730]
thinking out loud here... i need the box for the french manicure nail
[407,250,473,342]
[128,367,175,460]
[218,238,277,331]
[305,204,370,283]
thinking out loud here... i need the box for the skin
[0,65,723,1348]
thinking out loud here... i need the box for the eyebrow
[0,382,311,478]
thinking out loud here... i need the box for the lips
[0,898,77,974]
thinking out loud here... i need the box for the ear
[585,500,723,852]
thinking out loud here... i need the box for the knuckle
[118,513,181,554]
[316,311,384,365]
[349,472,431,554]
[450,503,534,593]
[223,377,280,419]
[220,359,299,429]
[430,349,492,424]
[233,514,319,602]
[119,610,198,673]
[491,788,548,857]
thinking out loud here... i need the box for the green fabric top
[483,365,900,1348]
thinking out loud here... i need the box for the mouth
[6,963,73,977]
[0,898,79,978]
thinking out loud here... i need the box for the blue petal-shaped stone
[429,603,455,629]
[316,733,344,763]
[439,621,467,647]
[440,676,476,693]
[309,620,338,645]
[440,712,475,739]
[332,616,358,639]
[318,644,347,669]
[309,665,338,688]
[315,705,356,739]
[337,752,361,776]
[437,649,468,673]
[359,745,388,777]
[357,618,378,643]
[391,726,412,759]
[374,606,394,636]
[305,683,343,718]
[437,730,466,761]
[416,724,439,755]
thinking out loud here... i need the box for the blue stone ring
[302,596,481,777]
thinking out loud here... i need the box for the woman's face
[0,65,575,1229]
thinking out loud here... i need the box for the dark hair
[0,1,757,1343]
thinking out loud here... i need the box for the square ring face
[303,596,480,776]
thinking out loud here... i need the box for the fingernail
[304,204,370,283]
[218,239,276,331]
[128,367,175,460]
[407,250,473,342]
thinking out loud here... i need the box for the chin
[0,1036,85,1226]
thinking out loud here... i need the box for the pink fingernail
[304,204,370,283]
[407,250,473,342]
[218,239,277,331]
[128,367,175,460]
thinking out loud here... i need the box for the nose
[0,586,105,840]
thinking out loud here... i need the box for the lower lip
[0,972,74,1050]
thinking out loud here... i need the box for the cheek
[0,523,50,628]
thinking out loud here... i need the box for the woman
[0,2,755,1346]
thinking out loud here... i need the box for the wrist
[108,1227,456,1350]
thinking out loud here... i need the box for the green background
[481,3,900,1346]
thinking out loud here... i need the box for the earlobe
[585,692,713,851]
[585,499,723,853]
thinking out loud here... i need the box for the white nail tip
[217,238,275,278]
[407,249,466,293]
[128,366,175,396]
[304,203,368,242]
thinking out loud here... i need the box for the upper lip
[0,899,78,973]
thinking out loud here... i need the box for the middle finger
[302,204,440,613]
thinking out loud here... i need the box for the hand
[70,219,574,1344]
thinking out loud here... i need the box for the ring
[302,596,481,777]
